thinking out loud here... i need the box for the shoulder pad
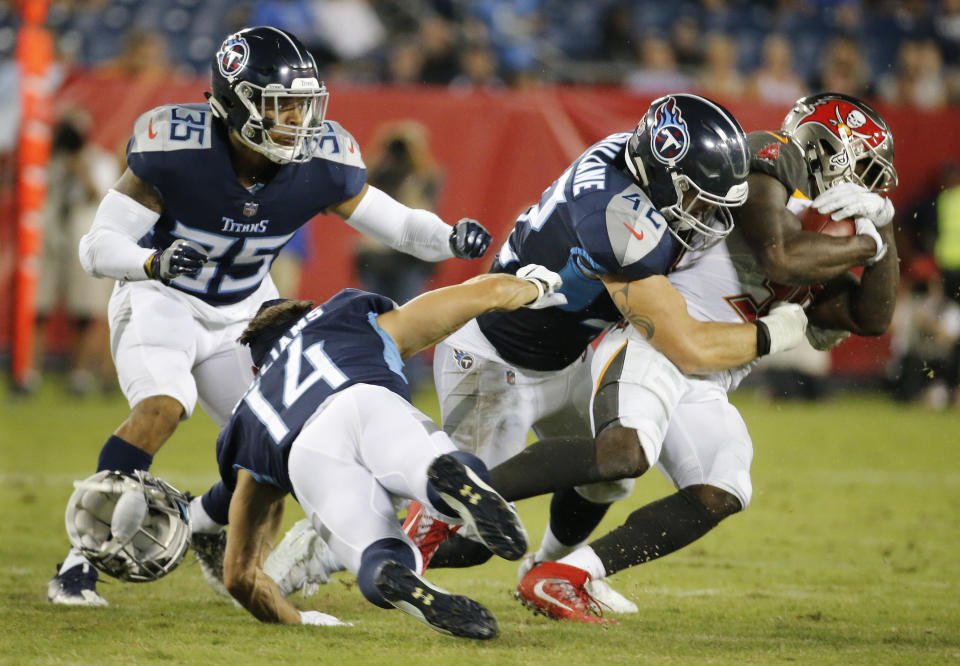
[129,104,213,155]
[311,120,365,169]
[601,183,668,267]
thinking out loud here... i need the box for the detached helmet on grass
[65,470,191,582]
[625,93,750,250]
[208,26,328,164]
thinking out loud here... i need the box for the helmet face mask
[781,93,897,195]
[65,470,191,582]
[210,27,329,164]
[626,94,750,251]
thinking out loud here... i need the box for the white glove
[854,217,888,265]
[299,610,352,627]
[812,181,895,228]
[516,264,567,309]
[757,302,807,356]
[806,325,851,351]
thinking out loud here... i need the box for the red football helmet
[781,93,897,196]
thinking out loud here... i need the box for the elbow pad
[79,189,159,280]
[344,186,453,262]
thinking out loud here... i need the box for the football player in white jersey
[48,26,493,606]
[391,94,809,611]
[513,93,899,623]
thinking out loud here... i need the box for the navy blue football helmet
[208,26,328,164]
[626,94,749,250]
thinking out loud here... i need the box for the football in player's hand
[797,205,856,237]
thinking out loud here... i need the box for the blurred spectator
[888,256,960,407]
[595,3,636,64]
[746,33,808,104]
[382,38,425,84]
[312,0,386,62]
[34,113,119,395]
[250,0,315,36]
[877,39,948,110]
[624,35,692,94]
[810,35,872,98]
[671,15,705,74]
[695,32,744,100]
[418,15,462,84]
[353,121,442,388]
[450,42,506,90]
[94,29,173,80]
[934,161,960,302]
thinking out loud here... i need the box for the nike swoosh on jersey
[533,579,575,612]
[148,118,158,139]
[622,221,644,241]
[763,130,788,144]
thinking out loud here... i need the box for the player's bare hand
[146,239,208,283]
[813,182,894,227]
[516,264,567,309]
[449,218,492,259]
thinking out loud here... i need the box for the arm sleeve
[342,185,454,262]
[78,189,160,281]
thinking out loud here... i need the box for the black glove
[449,218,492,259]
[145,239,208,283]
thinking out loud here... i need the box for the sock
[536,523,583,562]
[200,481,232,527]
[488,436,601,501]
[426,450,490,519]
[59,548,89,574]
[558,546,607,581]
[96,435,153,474]
[547,487,611,547]
[189,496,224,534]
[590,490,720,577]
[357,537,418,608]
[429,532,494,569]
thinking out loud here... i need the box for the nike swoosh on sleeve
[148,118,157,139]
[763,131,788,143]
[622,221,644,241]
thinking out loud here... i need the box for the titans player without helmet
[49,26,493,606]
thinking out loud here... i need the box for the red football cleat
[402,501,461,571]
[516,561,617,625]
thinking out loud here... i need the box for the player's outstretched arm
[223,471,300,624]
[78,168,164,280]
[602,274,807,375]
[331,184,492,261]
[735,173,879,285]
[377,267,561,360]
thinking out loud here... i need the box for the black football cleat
[373,560,498,640]
[427,454,528,561]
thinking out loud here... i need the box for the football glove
[145,239,208,282]
[806,324,851,351]
[449,218,492,259]
[299,610,352,627]
[812,182,894,228]
[516,264,567,309]
[756,302,807,356]
[854,217,888,266]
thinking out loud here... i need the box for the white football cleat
[47,562,108,607]
[265,518,342,597]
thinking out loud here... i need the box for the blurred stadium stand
[2,0,959,385]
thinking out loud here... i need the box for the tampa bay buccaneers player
[505,93,901,623]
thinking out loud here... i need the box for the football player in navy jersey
[504,94,900,623]
[48,26,493,606]
[393,94,809,610]
[216,265,563,638]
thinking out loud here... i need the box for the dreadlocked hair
[239,298,315,367]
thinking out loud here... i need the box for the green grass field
[2,380,959,665]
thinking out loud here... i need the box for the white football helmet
[65,470,191,582]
